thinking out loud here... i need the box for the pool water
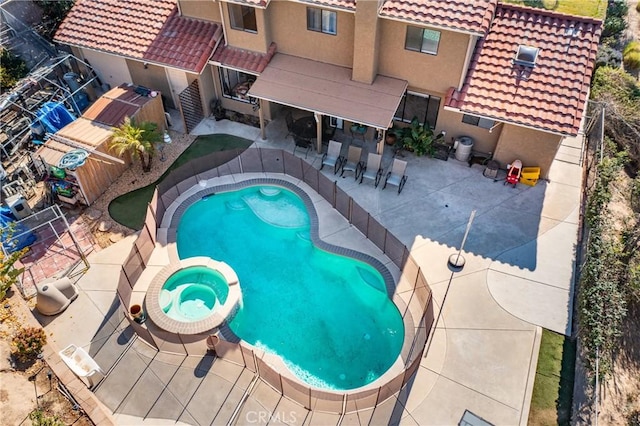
[161,266,229,322]
[177,185,403,390]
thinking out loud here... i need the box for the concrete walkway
[38,117,583,425]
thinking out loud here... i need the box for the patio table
[292,116,317,140]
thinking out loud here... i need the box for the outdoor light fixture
[158,131,172,162]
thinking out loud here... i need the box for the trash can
[454,136,474,162]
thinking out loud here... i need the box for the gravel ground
[82,130,196,248]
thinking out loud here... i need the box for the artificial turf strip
[108,134,253,230]
[527,329,576,426]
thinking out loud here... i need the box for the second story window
[307,7,337,35]
[405,26,440,55]
[229,4,257,33]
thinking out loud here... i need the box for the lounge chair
[383,159,408,193]
[320,140,344,174]
[340,146,364,179]
[360,153,383,187]
[293,136,312,158]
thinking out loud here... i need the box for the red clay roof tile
[445,4,601,136]
[296,0,356,12]
[55,0,222,73]
[379,0,497,35]
[211,42,277,74]
[222,0,270,8]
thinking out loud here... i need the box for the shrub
[602,0,629,40]
[636,1,640,13]
[596,44,623,68]
[11,327,47,363]
[625,51,640,71]
[624,41,640,56]
[29,409,64,426]
[623,41,640,71]
[0,48,28,91]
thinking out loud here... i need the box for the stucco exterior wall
[493,124,562,178]
[178,0,221,22]
[377,19,470,94]
[222,3,269,53]
[436,109,501,155]
[127,60,174,108]
[267,2,354,67]
[198,66,216,117]
[166,68,190,109]
[81,49,132,91]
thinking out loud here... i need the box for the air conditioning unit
[5,194,33,220]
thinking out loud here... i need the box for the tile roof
[445,4,602,136]
[295,0,356,12]
[211,42,277,74]
[222,0,271,8]
[54,0,222,73]
[379,0,497,35]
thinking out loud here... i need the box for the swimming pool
[176,185,404,390]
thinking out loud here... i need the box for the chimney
[351,1,380,84]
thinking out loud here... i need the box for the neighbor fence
[115,148,435,413]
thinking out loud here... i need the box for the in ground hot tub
[146,257,241,334]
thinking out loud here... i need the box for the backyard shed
[34,84,166,205]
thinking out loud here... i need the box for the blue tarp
[36,102,76,134]
[0,206,37,253]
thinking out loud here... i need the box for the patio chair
[383,158,408,193]
[320,140,345,174]
[359,153,383,187]
[285,111,295,139]
[293,136,312,158]
[340,146,364,179]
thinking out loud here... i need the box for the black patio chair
[293,137,312,158]
[285,111,295,139]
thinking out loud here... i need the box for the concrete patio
[37,114,583,425]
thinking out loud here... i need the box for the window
[220,68,255,102]
[307,7,337,35]
[405,26,440,55]
[462,114,495,129]
[394,92,440,129]
[229,4,257,32]
[329,117,343,129]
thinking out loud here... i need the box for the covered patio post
[377,128,385,155]
[314,112,323,153]
[258,99,266,140]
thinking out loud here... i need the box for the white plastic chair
[359,153,383,187]
[383,159,408,193]
[320,140,344,174]
[340,146,364,179]
[59,344,105,387]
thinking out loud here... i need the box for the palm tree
[109,117,161,172]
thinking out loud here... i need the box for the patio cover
[248,54,407,129]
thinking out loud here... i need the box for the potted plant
[385,126,399,145]
[399,117,435,157]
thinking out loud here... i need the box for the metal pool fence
[115,148,434,413]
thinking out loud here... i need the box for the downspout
[457,35,477,91]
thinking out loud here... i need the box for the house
[54,0,601,178]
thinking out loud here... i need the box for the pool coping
[146,257,241,335]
